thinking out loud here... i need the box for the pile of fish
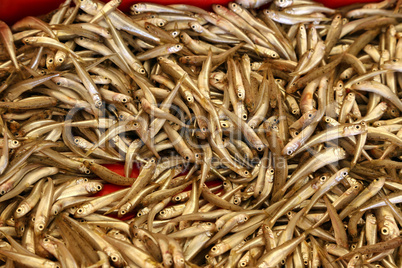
[0,0,401,266]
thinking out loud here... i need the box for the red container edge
[0,0,381,25]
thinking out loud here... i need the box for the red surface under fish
[0,0,380,24]
[0,0,380,205]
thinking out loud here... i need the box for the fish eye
[58,58,63,62]
[355,125,360,129]
[216,4,221,8]
[392,59,398,62]
[159,22,164,26]
[56,82,61,85]
[97,185,102,190]
[48,59,53,63]
[320,176,326,181]
[111,256,118,262]
[16,208,22,213]
[287,150,293,155]
[343,171,348,176]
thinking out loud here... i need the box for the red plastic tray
[0,0,380,25]
[0,0,380,196]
